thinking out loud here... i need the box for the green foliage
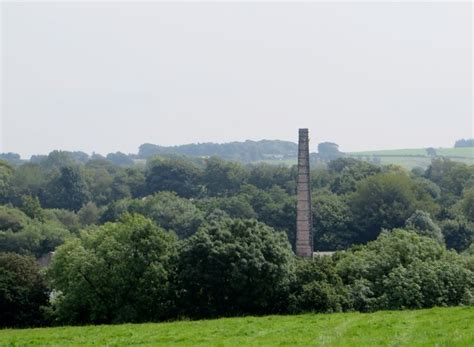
[349,172,420,243]
[203,157,248,196]
[240,184,297,247]
[318,142,342,160]
[45,209,80,234]
[461,187,474,222]
[7,163,48,206]
[336,229,473,311]
[175,218,295,317]
[248,163,295,192]
[48,214,177,324]
[21,195,45,221]
[441,218,474,252]
[0,219,72,257]
[146,157,202,198]
[45,166,90,212]
[141,192,204,238]
[83,162,114,205]
[197,195,256,220]
[0,205,29,232]
[106,152,134,166]
[138,140,298,163]
[2,150,474,327]
[328,158,381,194]
[77,202,101,226]
[425,158,474,198]
[0,252,49,327]
[405,210,444,244]
[312,193,353,250]
[289,258,348,313]
[0,160,13,203]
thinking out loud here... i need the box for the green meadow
[347,147,474,169]
[260,147,474,169]
[1,306,473,346]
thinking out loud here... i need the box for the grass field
[346,147,474,169]
[1,307,473,346]
[348,147,474,158]
[260,147,474,169]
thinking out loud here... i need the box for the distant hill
[2,141,473,169]
[138,140,298,163]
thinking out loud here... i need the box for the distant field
[261,148,474,170]
[349,147,474,158]
[347,147,474,169]
[259,148,474,169]
[1,307,473,346]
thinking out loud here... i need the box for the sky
[1,1,472,158]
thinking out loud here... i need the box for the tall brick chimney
[296,128,313,258]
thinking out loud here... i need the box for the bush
[289,257,348,313]
[0,220,71,257]
[0,252,49,327]
[336,229,474,311]
[174,218,294,318]
[0,205,29,232]
[48,214,177,324]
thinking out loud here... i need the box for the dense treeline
[0,152,473,327]
[138,140,298,162]
[0,139,300,167]
[454,138,474,148]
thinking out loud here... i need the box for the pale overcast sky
[1,1,472,158]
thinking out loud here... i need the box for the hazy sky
[1,1,472,158]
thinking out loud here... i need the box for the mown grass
[1,306,473,346]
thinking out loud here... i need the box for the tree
[110,168,146,200]
[0,219,71,257]
[441,218,474,252]
[197,195,256,220]
[336,229,473,311]
[84,164,114,205]
[0,152,21,164]
[349,172,419,243]
[318,142,342,160]
[0,206,29,232]
[7,163,48,206]
[146,157,202,198]
[106,152,134,166]
[241,184,297,248]
[461,188,474,222]
[45,166,90,211]
[0,252,49,327]
[46,209,80,234]
[174,218,295,317]
[329,159,381,194]
[248,164,295,192]
[425,158,474,198]
[48,214,177,324]
[312,193,353,250]
[203,157,248,196]
[405,210,444,244]
[454,139,474,148]
[289,258,348,313]
[20,195,45,221]
[426,147,437,156]
[0,160,13,203]
[141,192,204,238]
[78,202,101,226]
